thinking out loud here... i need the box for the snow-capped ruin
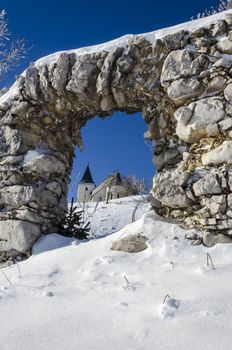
[1,10,232,259]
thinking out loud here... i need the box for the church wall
[77,183,96,203]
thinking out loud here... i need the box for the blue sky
[1,0,220,200]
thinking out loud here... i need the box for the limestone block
[152,149,179,171]
[23,154,66,177]
[24,65,40,100]
[0,155,24,166]
[217,220,232,229]
[14,209,47,225]
[207,76,226,93]
[162,30,187,50]
[173,106,192,126]
[161,49,193,87]
[153,184,190,208]
[66,54,100,103]
[228,170,232,191]
[0,220,41,253]
[45,181,62,196]
[111,234,148,253]
[218,118,232,131]
[206,123,219,137]
[167,77,204,104]
[202,141,232,166]
[216,38,232,54]
[203,232,232,247]
[96,48,123,110]
[0,185,58,208]
[224,83,232,101]
[51,53,70,91]
[0,126,21,156]
[226,101,232,115]
[211,20,227,36]
[175,98,224,143]
[227,194,232,209]
[202,195,226,216]
[193,175,221,197]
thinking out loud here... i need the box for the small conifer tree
[60,198,90,240]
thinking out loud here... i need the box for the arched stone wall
[1,11,232,259]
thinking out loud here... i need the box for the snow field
[0,197,232,349]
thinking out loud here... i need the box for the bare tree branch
[192,0,232,19]
[0,10,27,80]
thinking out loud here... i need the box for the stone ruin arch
[1,11,232,261]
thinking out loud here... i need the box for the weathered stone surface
[216,38,232,54]
[153,149,179,171]
[24,65,40,100]
[227,193,232,209]
[218,118,232,131]
[206,123,219,136]
[0,185,58,208]
[0,126,21,156]
[161,50,193,87]
[207,76,226,93]
[111,234,148,253]
[224,83,232,101]
[0,220,40,253]
[212,20,227,36]
[175,98,225,143]
[51,53,70,91]
[202,141,232,166]
[23,154,66,176]
[226,101,232,115]
[193,174,221,197]
[203,232,232,247]
[173,106,192,126]
[153,170,191,208]
[167,78,204,104]
[202,195,226,216]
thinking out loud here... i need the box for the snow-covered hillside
[78,196,150,238]
[1,197,232,350]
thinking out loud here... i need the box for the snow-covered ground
[1,196,232,350]
[78,195,150,238]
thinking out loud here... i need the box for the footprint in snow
[199,310,215,317]
[195,265,215,275]
[157,296,180,319]
[47,267,60,277]
[119,301,129,307]
[42,291,54,297]
[92,256,114,266]
[25,288,54,297]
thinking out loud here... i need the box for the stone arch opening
[68,111,154,202]
[1,12,232,258]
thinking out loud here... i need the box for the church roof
[90,171,127,197]
[80,165,95,184]
[111,172,123,186]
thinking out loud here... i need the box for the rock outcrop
[1,11,232,260]
[111,234,148,253]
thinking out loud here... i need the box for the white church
[77,165,137,203]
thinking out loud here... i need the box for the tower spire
[80,164,95,184]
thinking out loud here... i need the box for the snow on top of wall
[35,34,133,67]
[35,9,232,68]
[145,9,232,42]
[0,79,21,106]
[1,9,232,107]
